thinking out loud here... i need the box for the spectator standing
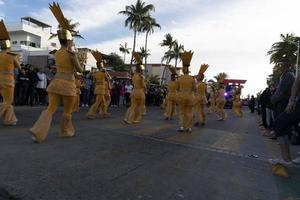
[27,66,39,106]
[124,81,133,106]
[17,68,30,105]
[81,74,93,107]
[249,95,255,113]
[119,84,125,107]
[36,69,47,105]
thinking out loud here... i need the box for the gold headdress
[218,73,227,84]
[180,51,193,67]
[133,52,144,71]
[197,64,209,81]
[0,20,11,49]
[49,2,73,41]
[91,50,104,70]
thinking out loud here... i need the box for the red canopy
[224,79,247,85]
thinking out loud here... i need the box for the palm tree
[139,46,151,60]
[214,72,228,83]
[119,0,155,70]
[119,42,131,63]
[160,33,176,85]
[171,40,184,67]
[267,33,300,83]
[49,18,84,40]
[141,16,161,69]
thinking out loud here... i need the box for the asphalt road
[0,106,299,200]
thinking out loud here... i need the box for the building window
[20,41,28,45]
[51,42,57,47]
[29,42,36,47]
[12,41,18,45]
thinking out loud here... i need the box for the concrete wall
[27,55,49,68]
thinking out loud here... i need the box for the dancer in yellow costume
[232,86,243,117]
[123,52,146,124]
[103,76,112,117]
[194,64,209,126]
[0,20,20,125]
[30,2,83,143]
[87,51,110,118]
[177,51,196,133]
[164,67,177,120]
[73,73,83,113]
[216,75,227,121]
[208,87,217,114]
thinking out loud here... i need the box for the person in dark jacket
[249,95,255,113]
[269,72,300,165]
[27,65,39,106]
[17,68,30,105]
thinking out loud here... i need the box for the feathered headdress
[0,20,11,49]
[49,2,73,40]
[180,51,193,67]
[91,50,104,69]
[198,64,209,75]
[132,52,144,71]
[218,73,227,84]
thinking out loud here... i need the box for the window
[51,42,57,47]
[20,41,27,45]
[12,41,18,45]
[29,42,36,47]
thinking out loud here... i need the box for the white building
[7,17,59,67]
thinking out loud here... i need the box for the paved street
[0,106,299,200]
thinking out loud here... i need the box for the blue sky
[1,0,300,95]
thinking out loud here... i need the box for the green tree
[170,40,184,67]
[49,18,84,40]
[105,53,128,71]
[140,16,161,69]
[147,74,160,85]
[267,33,300,83]
[119,0,155,70]
[160,33,176,85]
[119,42,131,63]
[139,46,150,60]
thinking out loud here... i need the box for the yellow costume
[0,20,20,125]
[194,64,209,126]
[30,2,83,143]
[216,75,227,121]
[102,78,111,117]
[232,87,243,117]
[87,51,111,118]
[177,51,196,132]
[208,90,217,114]
[73,75,82,113]
[124,52,146,124]
[164,67,177,120]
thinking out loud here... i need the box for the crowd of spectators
[0,64,167,109]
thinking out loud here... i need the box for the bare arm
[70,53,83,73]
[13,57,21,70]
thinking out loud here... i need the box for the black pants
[36,88,46,105]
[261,105,267,127]
[274,98,300,137]
[27,85,36,106]
[18,84,29,105]
[125,93,130,106]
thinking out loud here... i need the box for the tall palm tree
[171,40,184,67]
[139,46,150,60]
[160,33,176,85]
[49,18,84,40]
[214,72,228,82]
[267,33,300,65]
[119,42,131,63]
[119,0,155,71]
[141,16,161,69]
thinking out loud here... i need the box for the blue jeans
[275,97,300,144]
[81,89,91,105]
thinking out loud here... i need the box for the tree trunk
[130,29,137,73]
[144,31,149,74]
[175,57,178,68]
[160,60,169,86]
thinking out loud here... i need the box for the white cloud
[0,0,4,5]
[32,0,300,95]
[88,0,300,95]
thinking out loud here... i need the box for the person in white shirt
[36,69,47,105]
[124,81,133,106]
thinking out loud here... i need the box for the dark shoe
[194,122,199,126]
